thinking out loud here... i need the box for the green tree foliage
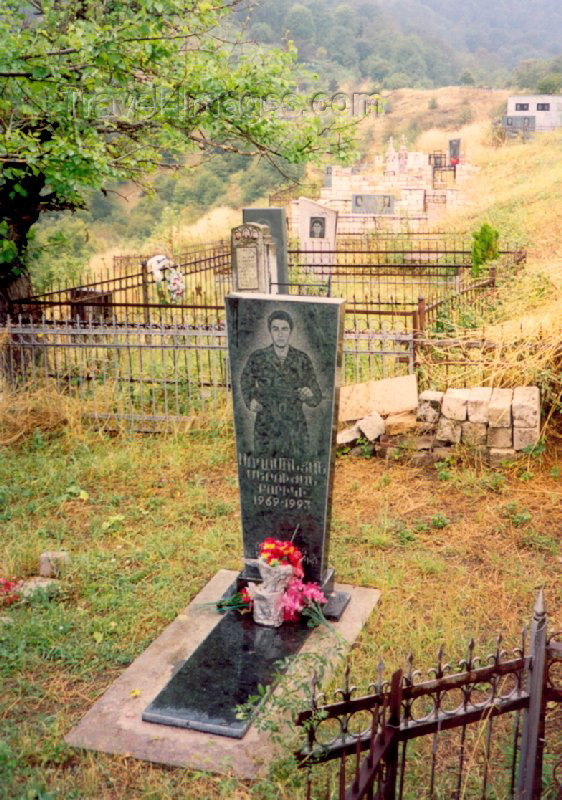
[513,56,562,92]
[27,215,94,292]
[250,0,463,88]
[0,0,353,314]
[471,223,499,277]
[286,4,316,42]
[536,74,562,94]
[460,69,476,86]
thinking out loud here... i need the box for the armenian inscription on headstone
[243,207,288,292]
[231,223,278,293]
[226,293,344,586]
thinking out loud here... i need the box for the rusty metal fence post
[518,590,547,800]
[383,669,403,800]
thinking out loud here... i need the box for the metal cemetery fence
[2,236,525,428]
[1,318,414,427]
[295,593,561,800]
[10,235,522,330]
[14,240,232,328]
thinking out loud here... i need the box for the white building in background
[506,95,562,132]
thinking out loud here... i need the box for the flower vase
[253,561,293,628]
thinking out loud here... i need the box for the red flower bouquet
[0,578,21,607]
[214,538,327,627]
[259,538,304,579]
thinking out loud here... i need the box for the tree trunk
[0,270,35,323]
[0,169,46,323]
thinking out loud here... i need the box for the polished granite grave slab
[65,570,380,777]
[142,612,311,737]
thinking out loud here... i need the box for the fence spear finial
[533,588,545,620]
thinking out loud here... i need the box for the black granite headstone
[243,208,288,292]
[226,293,344,586]
[448,138,461,162]
[142,293,347,740]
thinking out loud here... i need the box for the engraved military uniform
[241,344,322,457]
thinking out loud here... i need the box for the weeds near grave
[523,438,546,458]
[480,471,507,493]
[435,460,452,481]
[430,512,450,528]
[502,502,532,527]
[518,529,559,556]
[0,427,560,798]
[235,633,347,748]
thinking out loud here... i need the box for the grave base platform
[65,570,380,778]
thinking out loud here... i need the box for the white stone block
[513,424,541,451]
[488,388,513,428]
[487,427,512,449]
[436,416,462,444]
[487,448,518,467]
[21,577,60,599]
[39,550,70,578]
[339,374,418,422]
[384,413,417,436]
[468,387,492,423]
[417,390,444,425]
[512,387,540,428]
[461,421,487,446]
[337,425,361,446]
[441,388,470,421]
[358,411,385,442]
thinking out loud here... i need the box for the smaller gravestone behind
[298,198,338,269]
[231,223,278,294]
[352,194,394,215]
[243,208,288,293]
[323,166,333,188]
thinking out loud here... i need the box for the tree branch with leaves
[0,0,354,316]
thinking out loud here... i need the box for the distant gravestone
[448,138,461,164]
[231,223,278,294]
[323,166,333,188]
[298,197,338,268]
[226,293,344,587]
[352,194,394,215]
[385,136,399,175]
[242,208,289,293]
[398,137,409,173]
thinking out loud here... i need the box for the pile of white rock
[418,386,541,465]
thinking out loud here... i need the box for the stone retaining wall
[418,386,541,465]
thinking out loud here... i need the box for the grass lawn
[1,423,560,799]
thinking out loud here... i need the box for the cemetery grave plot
[0,422,559,799]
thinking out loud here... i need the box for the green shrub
[471,223,499,277]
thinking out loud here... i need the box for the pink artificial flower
[280,577,326,621]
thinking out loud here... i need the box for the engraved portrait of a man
[240,310,322,457]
